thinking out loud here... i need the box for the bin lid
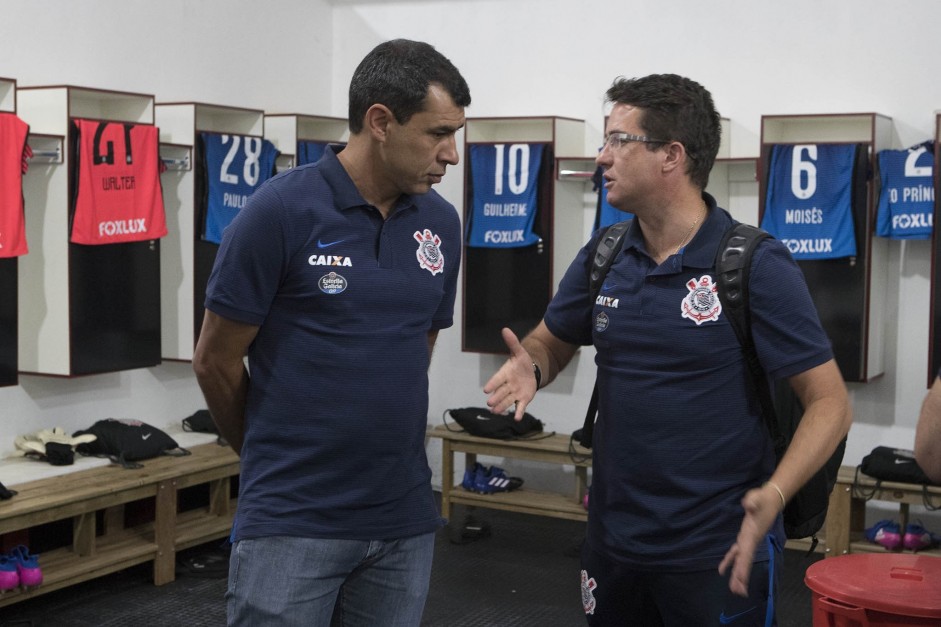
[805,554,941,618]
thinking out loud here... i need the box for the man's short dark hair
[605,74,721,189]
[348,39,471,134]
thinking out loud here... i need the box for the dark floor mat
[179,545,230,579]
[0,496,818,627]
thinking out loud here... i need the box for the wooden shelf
[826,465,941,558]
[429,425,589,524]
[174,505,237,550]
[449,485,587,522]
[0,532,158,607]
[0,443,240,608]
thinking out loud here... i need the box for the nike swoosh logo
[601,282,616,291]
[317,238,345,248]
[719,606,757,624]
[142,433,152,440]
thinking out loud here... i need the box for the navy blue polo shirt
[545,195,832,570]
[205,146,461,541]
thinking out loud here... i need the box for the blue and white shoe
[470,464,524,494]
[462,462,486,492]
[864,519,902,550]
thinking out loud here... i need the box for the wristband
[764,481,786,510]
[532,361,542,389]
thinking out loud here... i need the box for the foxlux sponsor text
[99,218,147,237]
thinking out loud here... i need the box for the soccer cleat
[864,519,902,550]
[903,522,941,552]
[474,465,524,494]
[461,462,486,492]
[0,554,18,592]
[461,462,523,494]
[12,545,42,588]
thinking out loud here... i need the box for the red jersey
[0,112,30,257]
[71,118,167,245]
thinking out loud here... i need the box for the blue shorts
[580,536,780,626]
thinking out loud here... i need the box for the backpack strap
[589,220,631,301]
[577,220,631,449]
[714,223,785,455]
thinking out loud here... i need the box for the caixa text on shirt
[308,255,352,267]
[595,295,619,309]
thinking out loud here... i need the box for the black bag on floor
[444,407,545,440]
[74,418,191,469]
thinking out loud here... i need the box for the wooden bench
[0,442,239,607]
[428,424,591,523]
[824,465,941,558]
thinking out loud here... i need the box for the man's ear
[661,141,686,174]
[364,104,394,141]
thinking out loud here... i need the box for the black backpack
[577,219,845,544]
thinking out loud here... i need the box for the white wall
[0,0,334,112]
[0,0,334,450]
[0,1,938,512]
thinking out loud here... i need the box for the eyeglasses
[601,132,668,150]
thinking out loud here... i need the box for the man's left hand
[718,483,782,596]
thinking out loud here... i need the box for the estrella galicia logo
[318,272,347,294]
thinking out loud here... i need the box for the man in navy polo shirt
[193,39,470,626]
[485,74,851,626]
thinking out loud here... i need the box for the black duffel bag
[74,418,191,469]
[443,407,546,440]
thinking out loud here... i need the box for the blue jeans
[226,533,435,627]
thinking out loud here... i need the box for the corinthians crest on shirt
[414,228,445,275]
[681,274,722,325]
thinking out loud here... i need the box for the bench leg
[73,512,96,557]
[575,466,588,504]
[102,505,125,536]
[898,502,911,536]
[825,481,852,557]
[153,479,178,585]
[208,477,231,517]
[440,440,453,521]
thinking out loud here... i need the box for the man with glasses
[484,74,850,625]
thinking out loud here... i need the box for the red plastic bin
[804,553,941,626]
